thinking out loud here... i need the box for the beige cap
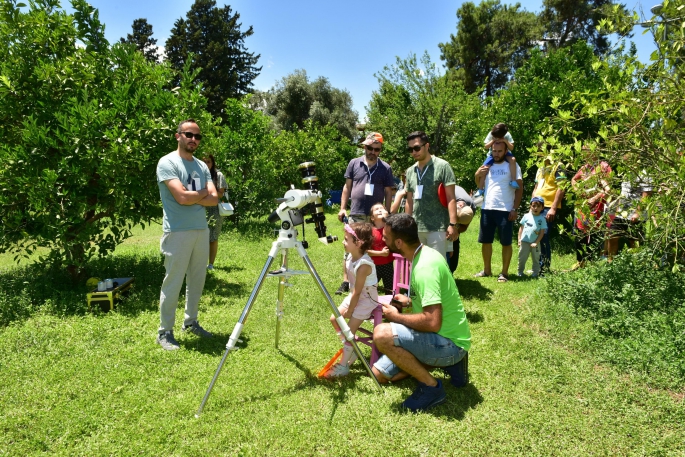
[457,206,474,225]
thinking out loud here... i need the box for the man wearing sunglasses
[155,119,218,350]
[335,132,394,294]
[404,131,459,258]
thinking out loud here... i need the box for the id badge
[193,178,201,191]
[365,183,374,196]
[415,185,423,200]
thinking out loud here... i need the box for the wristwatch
[449,222,457,227]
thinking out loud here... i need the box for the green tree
[165,0,261,119]
[256,69,358,140]
[541,3,685,263]
[120,18,159,63]
[539,0,629,54]
[0,0,208,279]
[438,0,542,96]
[215,98,356,220]
[366,52,485,185]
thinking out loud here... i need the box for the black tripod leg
[195,254,276,417]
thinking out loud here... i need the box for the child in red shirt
[367,203,394,294]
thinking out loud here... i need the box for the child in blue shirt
[518,196,547,277]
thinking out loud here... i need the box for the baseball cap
[457,206,474,225]
[362,132,384,145]
[530,196,545,205]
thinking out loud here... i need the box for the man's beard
[386,240,400,254]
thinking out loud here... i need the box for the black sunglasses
[365,145,382,153]
[180,131,203,141]
[407,143,425,153]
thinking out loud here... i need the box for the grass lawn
[1,214,683,456]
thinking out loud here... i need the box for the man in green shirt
[372,213,471,413]
[404,131,460,258]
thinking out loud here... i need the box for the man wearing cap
[531,153,566,275]
[404,131,459,258]
[474,140,523,282]
[335,132,394,294]
[447,186,476,274]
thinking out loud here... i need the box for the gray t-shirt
[454,185,475,210]
[344,157,394,215]
[405,156,457,232]
[156,152,212,232]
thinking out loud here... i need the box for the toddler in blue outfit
[518,196,547,277]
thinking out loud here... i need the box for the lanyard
[364,160,377,181]
[407,243,423,298]
[416,162,431,185]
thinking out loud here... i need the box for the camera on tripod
[267,162,338,248]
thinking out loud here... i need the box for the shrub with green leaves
[544,250,685,388]
[0,0,208,279]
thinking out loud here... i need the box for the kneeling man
[373,213,471,412]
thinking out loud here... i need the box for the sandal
[474,271,492,278]
[497,273,509,283]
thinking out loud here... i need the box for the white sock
[339,343,357,366]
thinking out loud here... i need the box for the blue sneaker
[443,353,469,387]
[509,180,520,189]
[401,379,446,413]
[473,189,484,198]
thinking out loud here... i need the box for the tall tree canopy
[119,18,159,63]
[255,69,358,140]
[438,0,541,97]
[165,0,261,119]
[539,0,629,55]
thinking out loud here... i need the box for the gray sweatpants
[518,241,541,277]
[159,229,210,333]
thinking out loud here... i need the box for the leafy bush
[544,250,685,388]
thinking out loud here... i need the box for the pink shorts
[339,286,379,320]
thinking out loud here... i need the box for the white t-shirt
[483,161,522,212]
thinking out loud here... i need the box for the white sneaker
[323,362,350,378]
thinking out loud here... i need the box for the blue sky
[85,0,659,120]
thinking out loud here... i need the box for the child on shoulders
[366,203,394,294]
[324,222,378,378]
[475,122,518,198]
[518,197,547,278]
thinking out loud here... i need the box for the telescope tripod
[196,231,383,417]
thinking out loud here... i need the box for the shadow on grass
[466,310,484,324]
[455,278,493,301]
[0,249,252,327]
[182,332,251,356]
[388,382,484,420]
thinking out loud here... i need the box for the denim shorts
[478,209,513,245]
[373,323,467,380]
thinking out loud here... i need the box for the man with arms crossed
[474,141,523,282]
[335,132,394,294]
[372,213,471,413]
[404,131,459,257]
[155,119,218,350]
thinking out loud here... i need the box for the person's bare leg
[482,243,493,275]
[372,324,437,386]
[209,240,218,265]
[502,244,512,276]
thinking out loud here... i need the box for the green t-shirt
[405,157,456,232]
[156,152,212,232]
[410,245,471,351]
